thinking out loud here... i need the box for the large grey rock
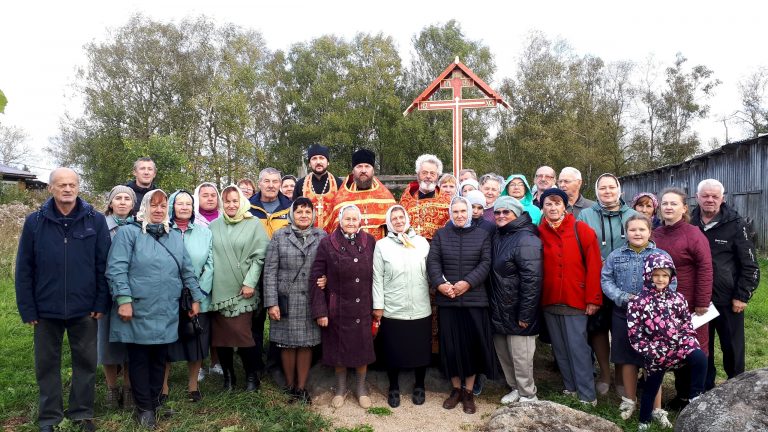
[675,367,768,432]
[486,401,622,432]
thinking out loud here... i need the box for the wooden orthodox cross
[404,57,509,176]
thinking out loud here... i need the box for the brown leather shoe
[462,389,476,414]
[442,387,462,409]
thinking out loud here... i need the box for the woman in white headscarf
[106,189,204,428]
[426,196,495,415]
[372,205,431,408]
[310,204,376,409]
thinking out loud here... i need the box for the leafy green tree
[629,54,720,169]
[0,90,6,113]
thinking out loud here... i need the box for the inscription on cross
[404,57,510,176]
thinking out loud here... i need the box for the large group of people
[15,147,760,432]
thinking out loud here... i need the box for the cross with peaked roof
[404,57,510,176]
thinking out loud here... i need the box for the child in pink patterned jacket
[627,253,706,430]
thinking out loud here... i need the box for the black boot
[222,368,236,391]
[245,373,260,392]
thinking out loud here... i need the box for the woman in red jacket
[652,187,713,411]
[538,188,603,405]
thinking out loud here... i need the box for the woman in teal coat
[501,174,542,225]
[163,190,214,403]
[107,189,205,429]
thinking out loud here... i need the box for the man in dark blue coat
[15,167,111,432]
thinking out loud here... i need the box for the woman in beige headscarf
[208,185,269,392]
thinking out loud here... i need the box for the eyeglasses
[493,209,513,216]
[536,174,555,180]
[508,182,525,188]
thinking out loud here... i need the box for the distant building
[0,164,46,190]
[620,135,768,250]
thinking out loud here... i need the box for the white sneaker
[652,408,673,429]
[619,396,636,420]
[197,367,206,382]
[519,395,538,402]
[596,381,610,395]
[638,422,651,431]
[501,390,520,404]
[562,389,578,397]
[579,399,598,407]
[209,363,223,375]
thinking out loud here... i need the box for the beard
[354,176,373,190]
[312,164,327,176]
[419,180,436,193]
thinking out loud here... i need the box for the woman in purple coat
[310,204,376,409]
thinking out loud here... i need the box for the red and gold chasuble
[399,182,451,241]
[301,174,338,228]
[324,175,396,240]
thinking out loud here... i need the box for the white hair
[415,154,443,176]
[479,173,503,186]
[559,167,582,180]
[48,167,81,185]
[697,178,725,195]
[258,167,281,182]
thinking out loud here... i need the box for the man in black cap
[324,148,395,240]
[293,144,343,227]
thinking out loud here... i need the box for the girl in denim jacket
[601,215,674,424]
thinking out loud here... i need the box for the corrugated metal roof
[0,163,37,179]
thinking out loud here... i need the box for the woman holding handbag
[106,190,204,429]
[264,197,327,404]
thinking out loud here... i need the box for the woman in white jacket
[372,205,431,409]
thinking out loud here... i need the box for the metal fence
[619,136,768,251]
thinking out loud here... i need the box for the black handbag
[149,231,202,340]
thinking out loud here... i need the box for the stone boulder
[675,367,768,432]
[486,400,622,432]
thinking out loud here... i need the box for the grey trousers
[34,316,97,426]
[544,312,596,402]
[492,334,537,397]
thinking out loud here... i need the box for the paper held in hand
[692,302,720,329]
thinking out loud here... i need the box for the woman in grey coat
[265,197,326,404]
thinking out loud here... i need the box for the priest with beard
[324,149,396,240]
[294,144,343,228]
[399,154,451,241]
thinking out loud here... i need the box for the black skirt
[438,307,497,379]
[167,313,211,362]
[378,315,432,369]
[610,307,644,366]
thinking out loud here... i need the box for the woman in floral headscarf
[372,205,431,408]
[106,189,204,429]
[208,185,269,392]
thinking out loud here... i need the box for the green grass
[3,260,768,432]
[0,277,329,431]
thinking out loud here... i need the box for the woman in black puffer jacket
[427,196,494,415]
[489,196,543,404]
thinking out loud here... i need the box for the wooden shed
[0,164,43,190]
[620,135,768,250]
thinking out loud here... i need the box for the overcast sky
[1,0,765,179]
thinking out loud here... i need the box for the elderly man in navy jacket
[15,167,111,432]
